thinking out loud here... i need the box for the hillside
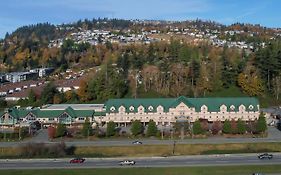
[0,18,280,106]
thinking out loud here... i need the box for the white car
[119,160,136,166]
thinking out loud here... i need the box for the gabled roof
[105,96,259,113]
[188,97,259,112]
[105,98,176,113]
[5,107,94,119]
[169,96,195,108]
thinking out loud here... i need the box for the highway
[0,153,281,169]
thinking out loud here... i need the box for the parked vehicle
[69,158,86,163]
[132,141,142,145]
[119,160,136,166]
[258,153,273,159]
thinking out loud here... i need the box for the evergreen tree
[222,120,231,134]
[237,119,246,134]
[28,89,36,104]
[55,123,67,138]
[106,121,116,137]
[81,117,92,137]
[0,99,7,109]
[146,120,158,137]
[131,120,143,136]
[193,120,204,135]
[257,114,267,133]
[41,82,59,104]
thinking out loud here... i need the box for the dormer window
[129,106,134,112]
[248,105,254,110]
[148,106,153,111]
[119,106,125,113]
[157,105,163,113]
[201,105,208,112]
[220,105,227,112]
[239,105,245,111]
[110,106,115,112]
[138,106,144,112]
[230,105,235,111]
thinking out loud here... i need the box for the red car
[69,158,86,163]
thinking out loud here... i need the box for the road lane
[1,153,281,169]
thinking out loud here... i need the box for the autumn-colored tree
[196,61,212,96]
[77,79,89,102]
[230,119,237,134]
[238,73,264,96]
[53,94,62,104]
[200,119,209,132]
[211,121,222,135]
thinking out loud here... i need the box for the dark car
[70,158,86,163]
[132,141,142,145]
[258,153,273,159]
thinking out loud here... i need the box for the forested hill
[0,18,281,106]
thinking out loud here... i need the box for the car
[258,153,273,159]
[132,141,142,145]
[119,160,136,166]
[69,158,86,163]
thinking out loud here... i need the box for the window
[230,105,235,111]
[249,105,254,110]
[129,106,134,112]
[148,106,154,111]
[110,106,115,112]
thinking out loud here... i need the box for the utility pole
[172,140,176,155]
[87,127,90,142]
[18,124,21,141]
[161,123,164,140]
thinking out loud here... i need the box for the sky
[0,0,280,38]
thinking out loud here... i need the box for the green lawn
[0,165,280,175]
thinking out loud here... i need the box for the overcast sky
[0,0,280,38]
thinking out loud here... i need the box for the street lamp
[18,123,21,141]
[172,140,176,155]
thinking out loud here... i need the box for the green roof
[105,96,259,113]
[94,111,106,116]
[105,98,176,113]
[188,97,259,112]
[4,107,94,119]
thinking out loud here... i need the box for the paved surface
[0,153,281,169]
[29,129,48,142]
[0,127,281,147]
